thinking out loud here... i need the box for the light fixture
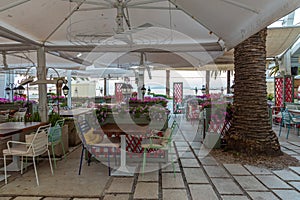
[100,87,103,95]
[194,86,198,95]
[141,84,146,100]
[147,86,151,95]
[201,85,206,94]
[16,85,25,95]
[62,84,69,96]
[121,83,133,95]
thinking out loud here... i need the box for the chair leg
[21,156,24,174]
[279,124,282,136]
[87,152,92,166]
[142,148,147,177]
[47,149,54,175]
[171,159,176,178]
[51,144,56,169]
[32,157,39,186]
[107,149,111,176]
[4,154,7,184]
[78,144,85,175]
[114,147,117,165]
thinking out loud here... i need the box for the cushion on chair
[84,128,103,145]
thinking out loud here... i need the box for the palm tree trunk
[226,28,281,156]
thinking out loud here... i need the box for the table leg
[111,135,136,176]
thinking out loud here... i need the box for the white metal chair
[12,111,26,122]
[3,124,53,185]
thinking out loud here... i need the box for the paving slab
[189,142,202,148]
[223,164,251,175]
[178,151,195,158]
[175,146,191,152]
[291,149,300,154]
[199,156,219,166]
[204,166,230,178]
[138,171,159,182]
[180,159,200,168]
[189,184,218,200]
[161,163,180,173]
[162,173,185,189]
[247,192,280,200]
[103,194,130,200]
[183,168,209,184]
[174,141,189,147]
[133,182,158,199]
[106,177,134,193]
[221,196,249,200]
[233,176,268,191]
[273,190,300,200]
[73,198,99,200]
[281,149,298,155]
[256,175,292,189]
[290,181,300,190]
[43,198,71,200]
[196,149,211,158]
[162,189,188,200]
[211,178,243,195]
[292,155,300,161]
[244,165,272,175]
[289,167,300,175]
[273,169,300,181]
[13,198,43,200]
[0,198,13,200]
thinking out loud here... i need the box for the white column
[137,68,144,100]
[37,47,48,122]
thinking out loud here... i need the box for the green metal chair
[49,119,66,168]
[141,120,178,177]
[279,109,300,139]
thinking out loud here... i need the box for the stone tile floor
[1,116,300,200]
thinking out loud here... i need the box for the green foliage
[267,93,274,101]
[48,112,62,126]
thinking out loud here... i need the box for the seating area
[0,115,300,199]
[0,1,300,199]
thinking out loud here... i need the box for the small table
[59,108,93,117]
[101,123,149,176]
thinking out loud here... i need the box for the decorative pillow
[83,128,103,145]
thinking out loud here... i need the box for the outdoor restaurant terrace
[1,0,300,199]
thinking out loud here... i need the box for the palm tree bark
[226,28,281,156]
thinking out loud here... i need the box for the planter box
[203,132,221,149]
[65,119,81,147]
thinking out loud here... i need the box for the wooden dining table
[0,122,48,172]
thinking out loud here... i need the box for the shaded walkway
[1,116,300,200]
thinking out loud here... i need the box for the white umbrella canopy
[0,0,298,72]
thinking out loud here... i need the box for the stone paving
[1,116,300,199]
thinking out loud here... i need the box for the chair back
[27,124,51,156]
[55,119,65,127]
[13,111,26,121]
[48,119,65,143]
[281,109,293,125]
[0,113,9,123]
